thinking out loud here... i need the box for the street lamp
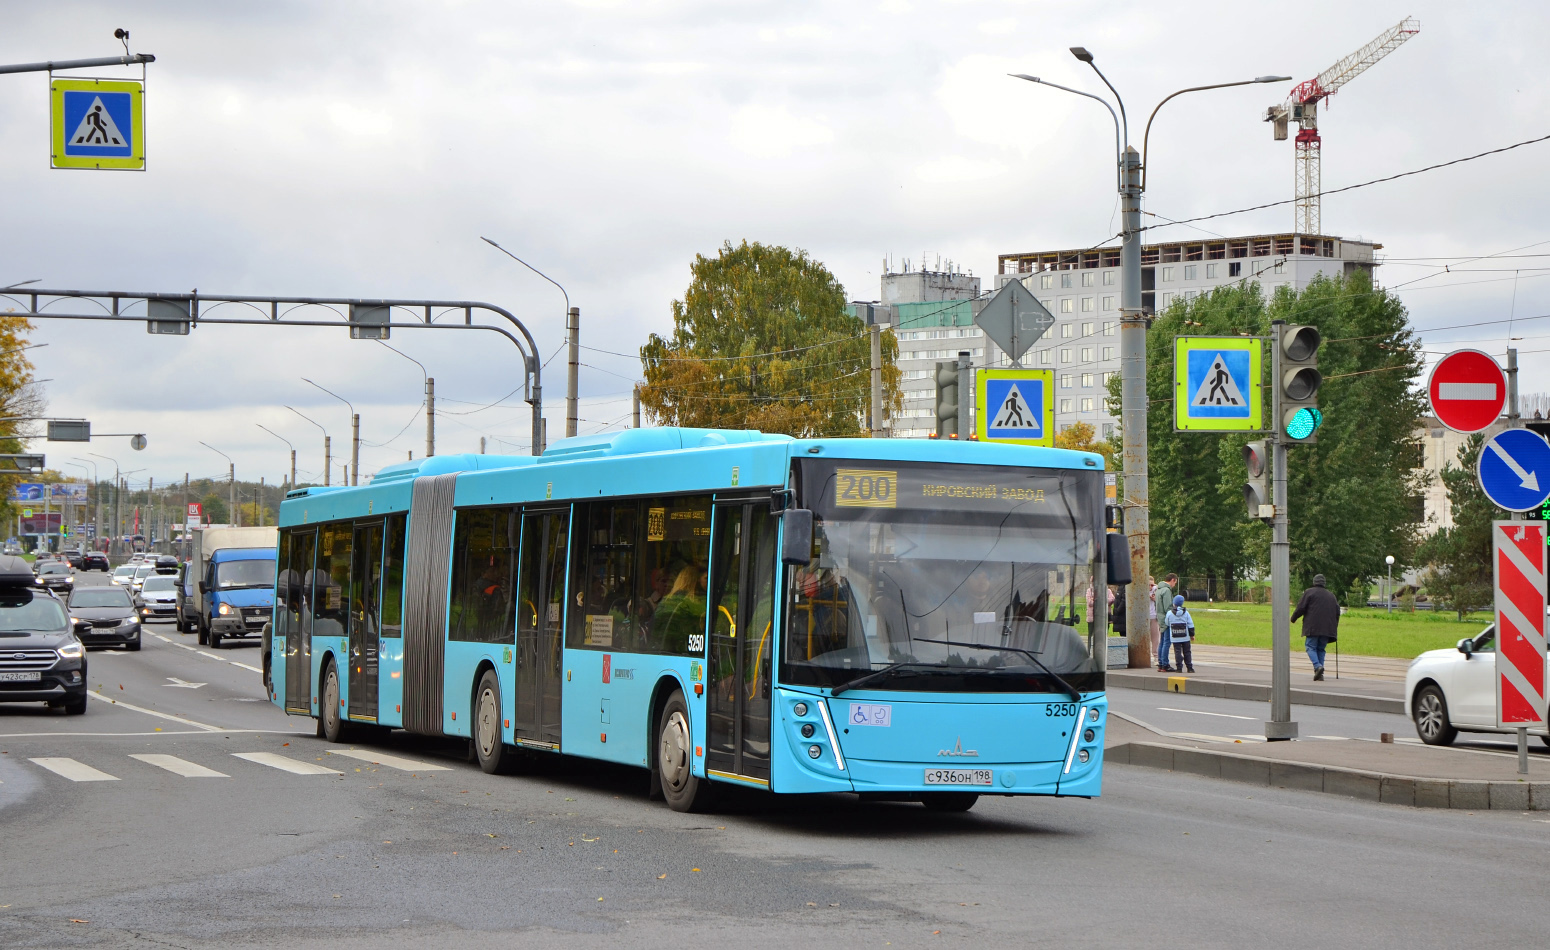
[1385,554,1396,614]
[377,341,434,458]
[1011,54,1291,739]
[63,461,93,544]
[87,452,125,548]
[69,456,100,546]
[285,406,331,487]
[303,377,359,486]
[257,424,297,489]
[482,236,575,443]
[199,442,237,527]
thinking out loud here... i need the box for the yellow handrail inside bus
[748,619,772,700]
[718,604,736,638]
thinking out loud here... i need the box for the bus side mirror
[781,509,813,566]
[1106,532,1133,586]
[1105,504,1123,531]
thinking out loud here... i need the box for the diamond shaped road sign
[974,279,1054,365]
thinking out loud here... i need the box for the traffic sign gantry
[1429,348,1505,434]
[1173,336,1263,432]
[1478,428,1550,512]
[1492,520,1547,729]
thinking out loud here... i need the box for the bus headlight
[1088,707,1100,722]
[1077,749,1090,764]
[793,702,808,717]
[1084,728,1096,742]
[808,745,822,759]
[801,723,815,739]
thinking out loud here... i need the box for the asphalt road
[2,573,1548,948]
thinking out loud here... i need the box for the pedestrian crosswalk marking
[129,754,229,778]
[327,749,452,772]
[29,757,119,782]
[232,752,342,775]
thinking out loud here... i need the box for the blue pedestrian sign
[976,369,1054,446]
[1478,428,1550,512]
[1173,336,1263,432]
[50,79,145,171]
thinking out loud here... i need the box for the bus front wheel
[658,692,712,813]
[319,662,345,743]
[474,670,513,775]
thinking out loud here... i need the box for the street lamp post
[1010,58,1290,701]
[1385,554,1396,613]
[87,453,124,552]
[257,424,297,489]
[286,406,331,487]
[482,237,571,446]
[200,442,236,527]
[377,341,434,458]
[304,378,359,486]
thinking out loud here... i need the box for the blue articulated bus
[264,427,1126,812]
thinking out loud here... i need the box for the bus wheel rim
[478,687,498,756]
[661,710,690,790]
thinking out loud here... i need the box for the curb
[1107,741,1549,810]
[1108,669,1405,715]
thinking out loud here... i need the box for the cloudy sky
[0,1,1545,490]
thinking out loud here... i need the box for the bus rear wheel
[474,670,512,775]
[658,691,711,813]
[319,662,345,743]
[921,792,978,813]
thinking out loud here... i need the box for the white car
[1406,624,1550,747]
[110,565,137,586]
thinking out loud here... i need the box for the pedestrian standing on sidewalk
[1164,594,1196,673]
[1291,573,1340,681]
[1147,577,1163,670]
[1153,574,1176,671]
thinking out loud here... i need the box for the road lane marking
[1157,706,1257,721]
[165,677,206,689]
[129,754,229,778]
[29,757,118,782]
[149,632,263,672]
[86,691,223,732]
[232,752,342,775]
[327,749,453,772]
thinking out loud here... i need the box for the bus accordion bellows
[264,427,1122,813]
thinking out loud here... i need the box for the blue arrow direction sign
[1478,428,1550,512]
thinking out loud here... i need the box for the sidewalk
[1104,713,1550,811]
[1109,643,1407,715]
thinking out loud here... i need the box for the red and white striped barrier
[1493,520,1548,729]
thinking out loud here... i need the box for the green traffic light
[1285,407,1323,439]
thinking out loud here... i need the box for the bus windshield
[782,459,1105,694]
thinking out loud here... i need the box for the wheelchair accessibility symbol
[848,703,892,727]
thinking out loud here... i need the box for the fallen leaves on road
[69,919,89,923]
[658,874,667,880]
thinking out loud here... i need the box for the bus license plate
[924,768,992,786]
[0,671,41,682]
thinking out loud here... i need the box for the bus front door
[514,509,567,746]
[705,502,778,783]
[284,528,317,715]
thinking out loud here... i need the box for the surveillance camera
[114,28,129,40]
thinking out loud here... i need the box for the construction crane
[1266,17,1420,235]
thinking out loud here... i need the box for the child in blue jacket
[1164,594,1196,673]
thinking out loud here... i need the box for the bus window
[638,496,712,654]
[571,502,639,650]
[448,507,517,644]
[314,523,352,640]
[381,514,406,638]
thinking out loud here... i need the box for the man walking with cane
[1291,573,1340,681]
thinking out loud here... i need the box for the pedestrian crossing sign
[976,369,1054,446]
[1173,336,1263,432]
[50,79,145,170]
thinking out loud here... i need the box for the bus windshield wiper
[912,638,1083,702]
[830,661,942,697]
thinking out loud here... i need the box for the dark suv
[82,552,110,572]
[0,556,87,714]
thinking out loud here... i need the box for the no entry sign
[1429,349,1505,433]
[1492,521,1547,729]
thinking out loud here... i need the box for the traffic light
[935,360,960,439]
[1280,324,1322,442]
[1242,440,1273,521]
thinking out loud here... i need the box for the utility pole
[351,412,360,486]
[425,376,435,457]
[229,462,237,528]
[870,323,884,437]
[566,306,580,438]
[259,477,265,526]
[324,435,331,487]
[1119,146,1152,671]
[479,437,486,455]
[1267,320,1297,740]
[632,386,641,429]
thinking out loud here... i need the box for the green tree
[200,492,228,525]
[1108,272,1427,597]
[638,240,901,437]
[0,316,45,532]
[1417,434,1493,619]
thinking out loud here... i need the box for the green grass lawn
[1189,604,1494,659]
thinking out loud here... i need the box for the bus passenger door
[284,528,317,715]
[705,502,778,782]
[515,509,567,747]
[348,521,384,721]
